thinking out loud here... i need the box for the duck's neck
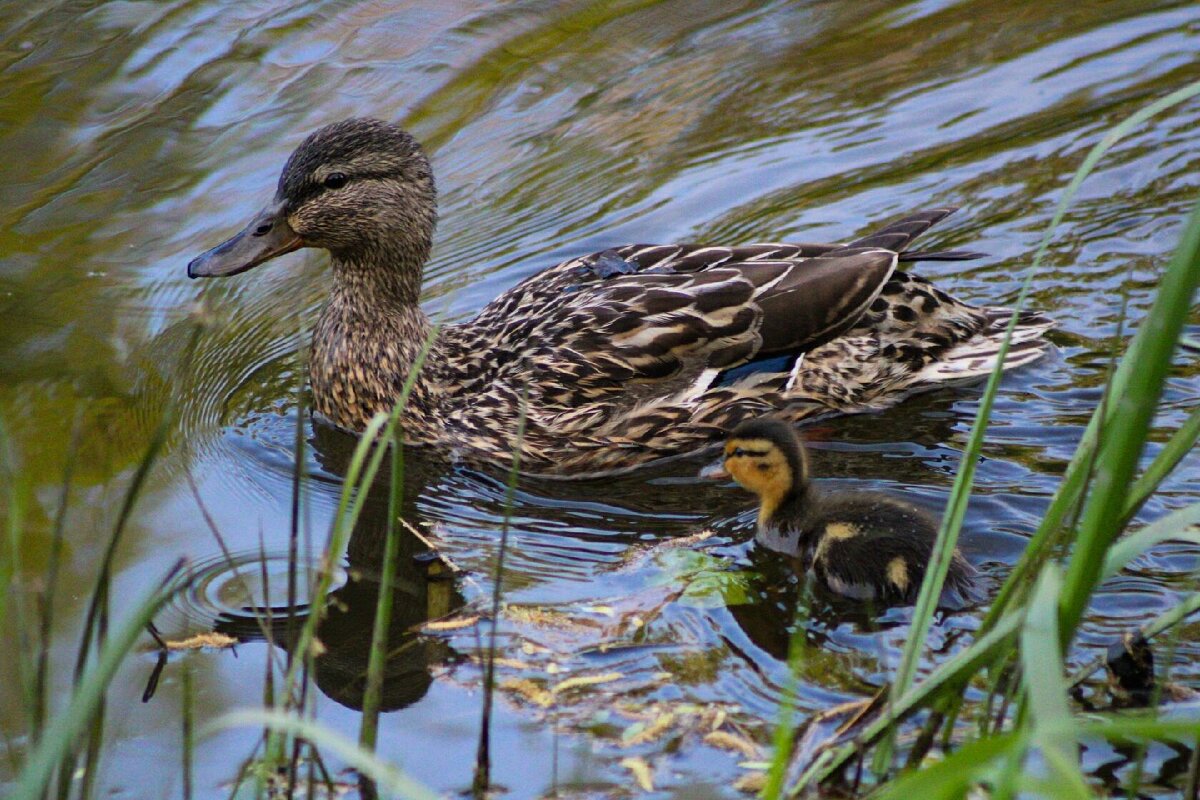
[310,246,436,432]
[332,236,426,307]
[757,483,819,557]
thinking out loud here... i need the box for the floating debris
[733,770,767,794]
[468,655,534,671]
[419,614,481,632]
[162,632,238,651]
[501,678,554,708]
[623,712,676,746]
[703,730,761,760]
[503,604,602,632]
[553,672,623,695]
[578,604,615,617]
[789,695,882,778]
[618,529,716,569]
[620,756,654,792]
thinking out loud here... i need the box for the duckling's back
[805,492,980,609]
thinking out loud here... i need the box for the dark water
[2,1,1200,796]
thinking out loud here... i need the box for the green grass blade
[763,597,809,800]
[12,562,185,800]
[1102,501,1200,580]
[209,709,438,800]
[473,389,529,798]
[1019,566,1090,798]
[1057,197,1200,646]
[1120,404,1200,528]
[889,72,1200,738]
[360,323,440,749]
[357,447,403,750]
[870,730,1025,800]
[1,416,35,731]
[181,662,195,800]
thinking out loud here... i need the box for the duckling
[701,417,979,607]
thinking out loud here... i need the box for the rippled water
[2,1,1200,796]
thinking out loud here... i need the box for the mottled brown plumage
[188,118,1052,478]
[702,417,980,608]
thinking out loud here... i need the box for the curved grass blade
[1102,501,1200,581]
[210,709,437,800]
[870,731,1025,800]
[1120,405,1200,529]
[361,321,443,750]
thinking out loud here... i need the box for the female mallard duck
[701,417,979,607]
[188,118,1051,478]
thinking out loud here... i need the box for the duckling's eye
[323,172,348,189]
[731,447,746,458]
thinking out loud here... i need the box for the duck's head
[700,417,810,521]
[188,118,436,287]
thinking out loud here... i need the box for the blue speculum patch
[713,353,797,387]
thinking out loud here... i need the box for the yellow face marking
[722,437,793,528]
[887,556,910,593]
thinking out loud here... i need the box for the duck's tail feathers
[847,206,962,253]
[911,307,1054,388]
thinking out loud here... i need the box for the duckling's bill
[698,458,730,480]
[188,199,302,278]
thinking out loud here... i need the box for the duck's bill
[698,459,730,480]
[187,202,302,278]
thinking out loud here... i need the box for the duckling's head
[701,417,810,524]
[189,118,436,291]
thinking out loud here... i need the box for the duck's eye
[323,172,348,189]
[731,447,746,458]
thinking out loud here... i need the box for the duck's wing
[470,245,899,399]
[461,208,977,401]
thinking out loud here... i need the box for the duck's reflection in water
[214,445,466,711]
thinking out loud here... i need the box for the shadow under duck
[188,118,1052,478]
[701,417,980,608]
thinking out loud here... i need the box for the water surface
[2,0,1200,796]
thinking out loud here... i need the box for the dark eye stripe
[284,168,397,208]
[729,447,770,458]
